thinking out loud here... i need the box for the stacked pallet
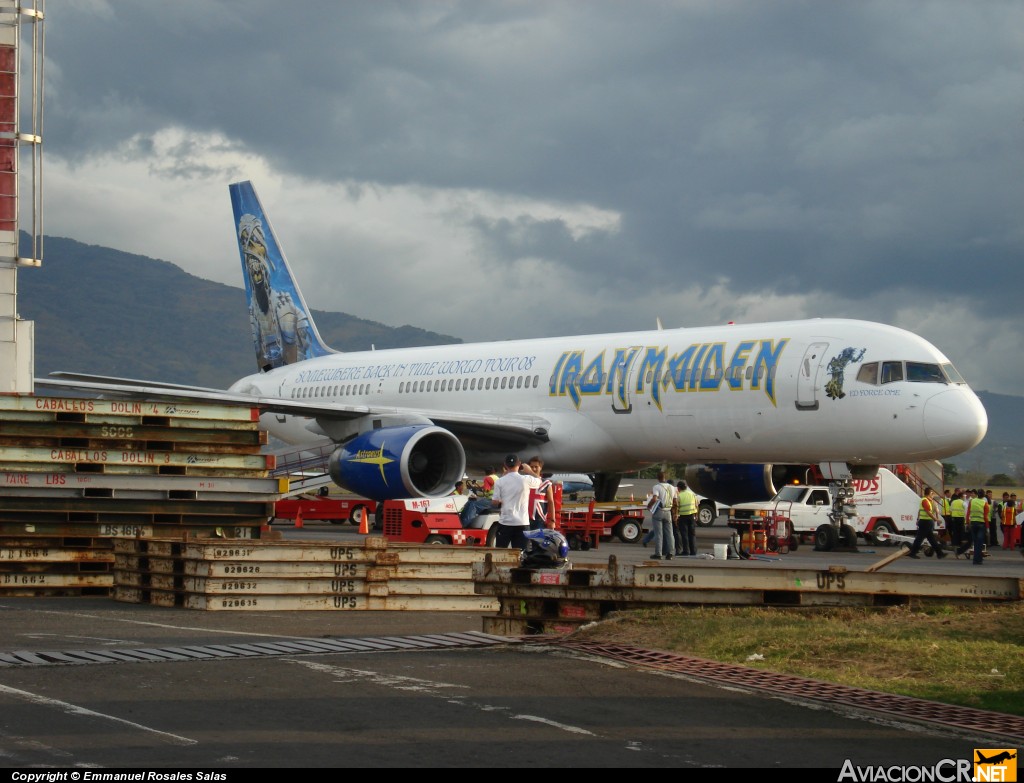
[113,536,520,611]
[0,394,283,596]
[473,556,1024,635]
[0,534,113,596]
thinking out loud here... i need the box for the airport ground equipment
[112,535,518,611]
[0,394,282,595]
[728,467,927,551]
[378,496,646,549]
[274,495,375,527]
[473,554,1023,636]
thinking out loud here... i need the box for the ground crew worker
[907,488,946,559]
[481,467,499,497]
[956,489,988,564]
[675,480,698,556]
[947,490,965,550]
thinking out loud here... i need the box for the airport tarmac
[0,520,1020,769]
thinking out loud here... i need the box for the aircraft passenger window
[516,376,523,389]
[857,363,878,385]
[500,377,507,390]
[745,366,753,380]
[533,375,539,388]
[906,362,945,383]
[881,361,904,384]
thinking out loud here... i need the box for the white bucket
[713,543,728,560]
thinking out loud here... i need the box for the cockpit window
[906,362,946,383]
[941,363,966,384]
[856,362,879,385]
[880,361,904,384]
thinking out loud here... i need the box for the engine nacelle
[328,425,466,501]
[684,463,813,507]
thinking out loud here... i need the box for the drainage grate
[542,638,1024,744]
[0,631,509,668]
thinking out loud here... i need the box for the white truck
[727,467,928,551]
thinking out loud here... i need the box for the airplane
[38,180,989,511]
[976,751,1015,765]
[551,473,597,497]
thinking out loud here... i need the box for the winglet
[229,181,334,372]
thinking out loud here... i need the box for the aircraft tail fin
[229,180,334,372]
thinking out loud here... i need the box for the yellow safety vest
[967,498,987,524]
[678,489,697,515]
[918,496,937,521]
[950,498,965,517]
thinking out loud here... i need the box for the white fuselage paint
[231,318,987,473]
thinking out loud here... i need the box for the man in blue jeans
[648,471,676,560]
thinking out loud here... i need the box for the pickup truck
[727,467,926,550]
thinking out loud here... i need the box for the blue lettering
[726,341,754,390]
[699,343,726,391]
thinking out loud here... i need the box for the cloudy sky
[31,1,1024,396]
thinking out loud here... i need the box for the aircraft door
[275,377,289,423]
[796,342,829,411]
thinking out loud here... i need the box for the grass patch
[573,602,1024,715]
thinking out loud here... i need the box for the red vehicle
[274,495,375,527]
[379,495,646,549]
[559,501,646,548]
[380,496,497,546]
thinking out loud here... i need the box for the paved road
[0,595,1013,770]
[0,520,1019,769]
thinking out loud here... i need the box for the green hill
[18,234,460,388]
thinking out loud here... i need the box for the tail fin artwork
[229,180,334,373]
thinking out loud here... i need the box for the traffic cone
[358,512,370,535]
[294,507,304,529]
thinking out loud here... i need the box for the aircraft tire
[840,524,859,549]
[814,523,838,551]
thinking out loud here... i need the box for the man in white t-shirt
[492,454,541,551]
[649,471,676,560]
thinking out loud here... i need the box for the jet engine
[327,425,466,501]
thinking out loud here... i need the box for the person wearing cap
[491,454,541,551]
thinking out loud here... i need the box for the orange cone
[294,507,304,529]
[358,510,370,535]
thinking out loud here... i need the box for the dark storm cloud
[39,1,1024,392]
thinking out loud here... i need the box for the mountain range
[15,234,1021,480]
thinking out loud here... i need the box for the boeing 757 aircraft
[40,181,988,505]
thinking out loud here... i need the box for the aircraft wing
[36,373,550,448]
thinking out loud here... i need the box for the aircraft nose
[923,389,988,454]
